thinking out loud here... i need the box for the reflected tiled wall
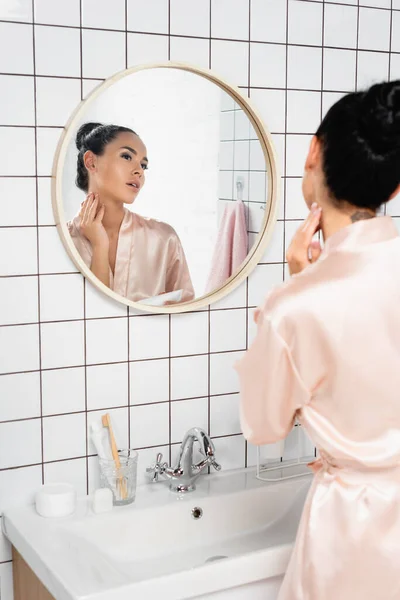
[1,0,400,596]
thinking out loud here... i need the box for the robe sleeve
[235,310,310,445]
[166,234,195,302]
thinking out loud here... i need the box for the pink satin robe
[236,216,400,600]
[67,209,195,303]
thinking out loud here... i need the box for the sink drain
[205,555,228,563]
[191,507,203,519]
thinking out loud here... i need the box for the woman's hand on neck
[90,188,125,235]
[316,193,376,242]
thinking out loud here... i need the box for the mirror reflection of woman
[67,122,195,304]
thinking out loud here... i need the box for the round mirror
[53,63,279,313]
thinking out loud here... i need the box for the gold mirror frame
[52,62,280,314]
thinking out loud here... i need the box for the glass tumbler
[99,449,138,506]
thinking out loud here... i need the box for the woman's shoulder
[134,213,179,238]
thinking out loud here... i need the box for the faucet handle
[210,458,222,471]
[146,452,167,482]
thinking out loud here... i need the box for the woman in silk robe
[236,80,400,599]
[67,122,195,304]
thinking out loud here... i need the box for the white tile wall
[0,2,396,596]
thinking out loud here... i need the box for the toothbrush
[101,413,127,500]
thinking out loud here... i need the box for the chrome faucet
[146,427,221,493]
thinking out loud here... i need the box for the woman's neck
[316,192,376,242]
[93,192,125,235]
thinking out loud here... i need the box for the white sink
[3,467,312,600]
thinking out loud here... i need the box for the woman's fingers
[309,240,322,263]
[286,203,322,275]
[80,192,94,223]
[84,194,98,224]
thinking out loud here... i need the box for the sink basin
[3,467,312,600]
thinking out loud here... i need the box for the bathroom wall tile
[210,351,242,396]
[0,127,35,176]
[0,419,42,469]
[286,134,312,177]
[218,170,233,199]
[287,45,322,90]
[0,23,33,74]
[38,227,78,274]
[247,201,266,234]
[34,26,80,77]
[234,140,249,171]
[250,0,287,44]
[82,79,102,99]
[82,0,126,30]
[323,49,356,92]
[170,0,210,37]
[130,403,169,448]
[391,11,400,53]
[390,54,400,81]
[129,315,169,360]
[235,110,251,140]
[34,0,80,26]
[0,0,32,22]
[211,278,247,310]
[40,274,84,322]
[36,127,63,176]
[171,397,209,444]
[250,139,266,171]
[0,178,36,227]
[250,89,286,134]
[127,0,169,34]
[169,37,210,70]
[44,457,87,496]
[212,434,246,470]
[248,170,268,204]
[0,324,39,375]
[171,355,208,400]
[210,394,241,437]
[359,7,391,52]
[40,320,85,369]
[285,177,309,220]
[386,191,400,217]
[0,465,42,513]
[43,413,86,462]
[36,78,81,127]
[130,359,169,405]
[0,75,35,126]
[220,111,235,141]
[84,282,127,319]
[210,309,246,353]
[248,263,283,306]
[0,276,39,325]
[211,0,249,41]
[87,363,129,410]
[82,29,126,79]
[258,220,284,263]
[247,439,285,466]
[361,0,390,5]
[42,367,85,415]
[127,33,169,65]
[356,51,389,90]
[87,407,129,454]
[170,312,209,356]
[86,318,128,365]
[250,43,286,89]
[288,0,323,47]
[211,40,249,88]
[324,4,358,49]
[37,177,54,226]
[287,91,321,134]
[0,372,41,422]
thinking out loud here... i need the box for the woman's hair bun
[75,122,102,151]
[358,81,400,156]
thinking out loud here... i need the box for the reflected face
[86,132,148,204]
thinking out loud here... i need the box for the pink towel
[205,200,248,294]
